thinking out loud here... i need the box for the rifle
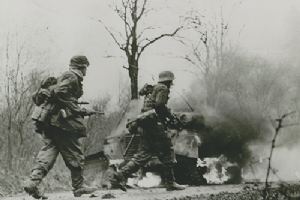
[76,101,105,116]
[89,111,105,116]
[77,101,90,105]
[60,109,105,118]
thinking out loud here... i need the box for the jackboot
[109,160,140,191]
[23,179,48,199]
[162,167,186,191]
[109,172,127,191]
[165,182,186,191]
[69,166,97,197]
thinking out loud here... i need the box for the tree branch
[116,1,132,38]
[137,26,182,59]
[97,19,124,50]
[137,26,156,40]
[137,0,147,20]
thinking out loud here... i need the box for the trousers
[30,126,85,189]
[119,121,176,183]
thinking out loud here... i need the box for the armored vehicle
[103,100,242,186]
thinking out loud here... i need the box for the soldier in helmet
[24,55,97,199]
[110,71,185,191]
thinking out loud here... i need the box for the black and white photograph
[1,0,300,199]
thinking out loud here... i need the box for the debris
[89,193,98,198]
[101,193,116,199]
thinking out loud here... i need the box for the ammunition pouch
[32,103,54,124]
[58,108,74,119]
[32,103,55,133]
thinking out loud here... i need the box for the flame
[127,172,161,188]
[198,155,234,184]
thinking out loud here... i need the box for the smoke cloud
[170,49,300,181]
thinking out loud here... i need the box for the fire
[127,172,161,188]
[198,155,234,184]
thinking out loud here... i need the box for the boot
[109,172,127,191]
[109,161,140,191]
[162,167,186,191]
[165,182,186,191]
[23,179,48,199]
[73,185,97,197]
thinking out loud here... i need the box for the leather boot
[165,182,186,191]
[110,172,127,191]
[23,179,48,199]
[109,161,140,191]
[162,167,186,191]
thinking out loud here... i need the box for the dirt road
[2,185,244,200]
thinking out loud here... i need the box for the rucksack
[31,76,57,133]
[32,76,57,106]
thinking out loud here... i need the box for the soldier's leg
[55,130,96,197]
[109,137,153,191]
[119,148,153,178]
[120,126,154,178]
[31,135,59,180]
[55,132,84,188]
[157,136,185,191]
[25,132,59,198]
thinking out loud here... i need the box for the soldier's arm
[52,74,83,114]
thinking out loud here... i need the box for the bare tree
[99,0,182,99]
[1,34,42,173]
[263,111,298,200]
[184,9,228,77]
[183,9,229,107]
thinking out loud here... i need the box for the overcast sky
[0,0,299,101]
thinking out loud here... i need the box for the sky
[0,0,299,101]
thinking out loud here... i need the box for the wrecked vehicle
[103,100,242,186]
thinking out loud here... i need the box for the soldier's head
[69,55,89,76]
[158,71,174,88]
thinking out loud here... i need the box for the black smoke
[171,50,300,170]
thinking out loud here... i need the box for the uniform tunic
[119,83,176,183]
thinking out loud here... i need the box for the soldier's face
[170,81,174,87]
[165,81,173,89]
[80,66,87,76]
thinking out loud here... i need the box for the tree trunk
[6,122,13,173]
[129,61,139,99]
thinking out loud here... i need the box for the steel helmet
[158,71,175,82]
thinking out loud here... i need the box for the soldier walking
[24,55,97,198]
[110,71,185,191]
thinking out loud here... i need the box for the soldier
[24,55,97,199]
[110,71,185,191]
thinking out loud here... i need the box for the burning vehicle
[102,100,244,187]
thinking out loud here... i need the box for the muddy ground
[3,183,300,200]
[3,185,244,200]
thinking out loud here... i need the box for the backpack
[31,76,57,133]
[139,84,155,112]
[32,76,57,106]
